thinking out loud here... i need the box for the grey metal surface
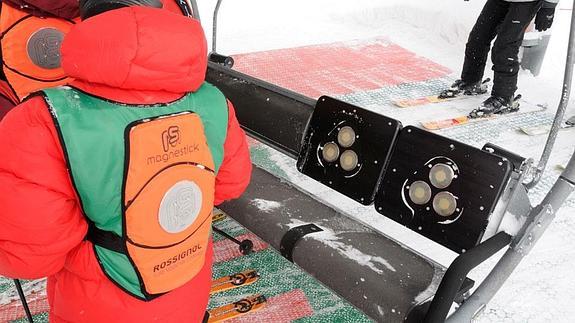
[190,0,200,20]
[483,159,534,240]
[521,34,551,76]
[221,166,471,322]
[212,0,223,52]
[526,2,575,189]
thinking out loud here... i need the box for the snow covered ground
[199,0,575,321]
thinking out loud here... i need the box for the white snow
[310,228,397,273]
[250,198,282,212]
[284,218,309,229]
[499,212,528,237]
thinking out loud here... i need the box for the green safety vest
[43,84,228,300]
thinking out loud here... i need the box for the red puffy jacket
[0,6,251,323]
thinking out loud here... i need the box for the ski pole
[212,225,254,255]
[14,279,34,323]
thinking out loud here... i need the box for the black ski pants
[461,0,542,99]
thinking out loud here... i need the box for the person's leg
[461,0,510,84]
[491,0,543,100]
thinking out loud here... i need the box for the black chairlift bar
[423,232,512,322]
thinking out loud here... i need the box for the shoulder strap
[87,223,127,254]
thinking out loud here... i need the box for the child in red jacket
[0,1,251,322]
[0,0,193,120]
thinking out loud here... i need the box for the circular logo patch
[159,180,203,234]
[27,28,64,69]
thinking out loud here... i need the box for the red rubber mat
[0,292,48,322]
[233,38,451,98]
[213,233,268,264]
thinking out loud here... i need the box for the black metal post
[14,279,34,323]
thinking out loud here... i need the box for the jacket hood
[2,0,80,19]
[61,6,207,94]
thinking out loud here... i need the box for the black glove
[535,2,557,32]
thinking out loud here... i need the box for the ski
[212,209,227,223]
[210,270,260,294]
[421,100,547,130]
[207,294,267,322]
[393,95,463,108]
[520,115,575,136]
[393,78,490,108]
[519,123,575,136]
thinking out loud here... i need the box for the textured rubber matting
[210,214,370,323]
[233,38,451,98]
[1,215,369,323]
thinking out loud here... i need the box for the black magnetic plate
[375,126,512,253]
[297,96,401,205]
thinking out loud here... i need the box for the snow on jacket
[0,6,251,323]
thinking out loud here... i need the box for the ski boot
[438,78,490,99]
[469,94,521,119]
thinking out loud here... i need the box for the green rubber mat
[210,212,372,322]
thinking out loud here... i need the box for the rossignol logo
[153,244,202,273]
[146,125,200,165]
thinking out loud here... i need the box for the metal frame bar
[525,0,575,189]
[189,0,200,20]
[423,232,512,323]
[212,0,224,52]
